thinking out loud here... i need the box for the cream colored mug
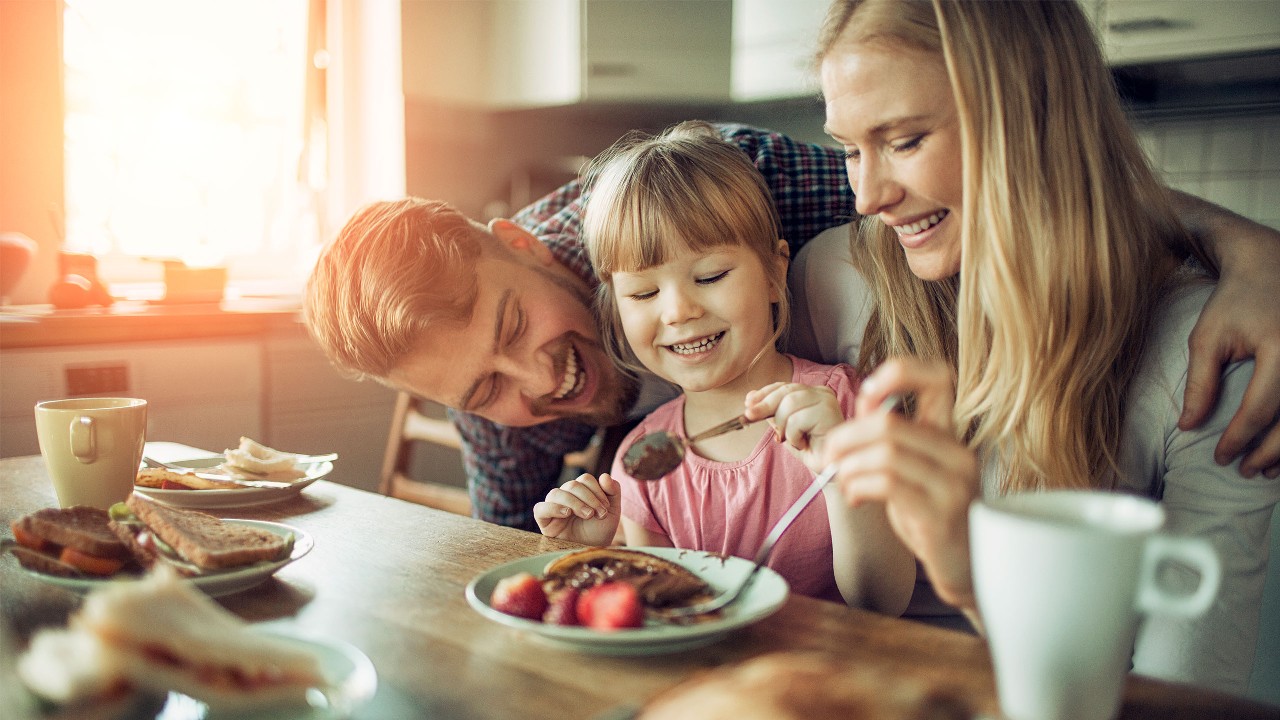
[34,398,148,509]
[970,490,1220,720]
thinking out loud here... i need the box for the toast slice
[8,544,83,577]
[135,467,244,490]
[542,547,714,610]
[13,506,130,559]
[119,494,288,571]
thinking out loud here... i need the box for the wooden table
[2,454,1274,719]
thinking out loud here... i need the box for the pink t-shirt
[615,355,861,603]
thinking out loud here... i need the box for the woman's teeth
[669,332,724,356]
[554,346,584,400]
[894,210,948,236]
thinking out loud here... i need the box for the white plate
[152,626,378,720]
[134,457,333,509]
[466,547,789,656]
[16,520,314,598]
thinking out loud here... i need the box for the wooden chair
[379,391,607,516]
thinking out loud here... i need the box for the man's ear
[488,218,554,265]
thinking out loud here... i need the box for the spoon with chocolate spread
[621,413,765,481]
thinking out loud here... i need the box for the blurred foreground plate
[15,521,313,598]
[466,547,788,656]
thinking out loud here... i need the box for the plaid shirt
[450,123,856,530]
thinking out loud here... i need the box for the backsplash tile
[1137,112,1280,231]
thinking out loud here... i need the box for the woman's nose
[853,156,901,217]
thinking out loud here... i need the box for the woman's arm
[1168,190,1280,478]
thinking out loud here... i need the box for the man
[305,124,1280,530]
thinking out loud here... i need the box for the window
[62,0,324,297]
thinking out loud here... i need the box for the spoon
[622,414,763,480]
[657,394,904,619]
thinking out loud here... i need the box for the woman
[807,0,1278,693]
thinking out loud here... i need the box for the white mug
[34,398,148,509]
[970,490,1220,720]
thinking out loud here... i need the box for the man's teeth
[554,346,584,400]
[670,332,724,356]
[894,210,948,236]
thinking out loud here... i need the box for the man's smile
[552,344,586,401]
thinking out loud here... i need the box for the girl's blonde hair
[581,120,790,379]
[818,0,1193,492]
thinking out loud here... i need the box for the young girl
[533,121,913,611]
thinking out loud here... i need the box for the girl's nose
[853,155,902,217]
[660,286,703,325]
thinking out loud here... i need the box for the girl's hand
[823,358,982,614]
[533,472,622,546]
[746,381,844,473]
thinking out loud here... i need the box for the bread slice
[14,507,129,559]
[543,547,714,609]
[121,494,288,571]
[135,467,243,490]
[8,544,83,577]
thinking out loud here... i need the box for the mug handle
[1135,534,1221,618]
[69,415,98,463]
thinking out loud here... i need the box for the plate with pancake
[466,547,788,656]
[11,518,313,598]
[133,456,333,509]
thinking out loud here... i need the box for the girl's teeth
[670,333,724,356]
[895,210,948,236]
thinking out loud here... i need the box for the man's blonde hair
[819,0,1193,492]
[304,197,486,382]
[581,120,790,379]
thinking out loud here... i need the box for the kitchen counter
[0,297,304,349]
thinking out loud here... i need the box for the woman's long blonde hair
[818,0,1194,491]
[581,120,790,380]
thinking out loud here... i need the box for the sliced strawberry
[160,479,194,490]
[491,572,548,621]
[543,587,581,626]
[577,582,643,630]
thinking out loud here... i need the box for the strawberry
[543,587,581,626]
[576,582,644,630]
[491,572,548,621]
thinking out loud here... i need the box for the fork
[662,395,903,618]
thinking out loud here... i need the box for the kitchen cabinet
[1086,0,1280,66]
[0,321,404,494]
[731,0,830,102]
[402,0,732,109]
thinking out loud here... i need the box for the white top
[789,223,1277,694]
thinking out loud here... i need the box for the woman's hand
[533,472,622,546]
[823,358,981,614]
[745,381,845,474]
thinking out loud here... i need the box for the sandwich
[17,565,327,711]
[7,506,133,577]
[108,493,293,575]
[542,547,717,618]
